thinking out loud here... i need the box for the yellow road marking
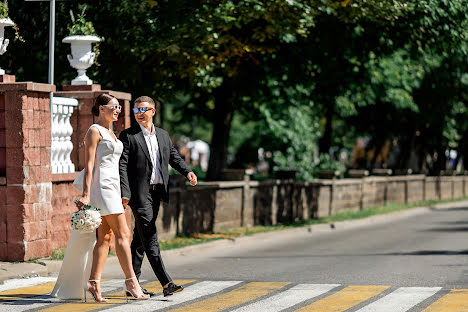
[167,282,290,312]
[0,282,56,302]
[37,279,196,312]
[423,289,468,311]
[296,285,390,312]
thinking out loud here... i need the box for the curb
[0,261,49,284]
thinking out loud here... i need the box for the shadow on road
[214,249,468,259]
[438,221,468,225]
[382,250,468,256]
[421,227,468,232]
[430,206,468,211]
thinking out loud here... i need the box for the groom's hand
[187,172,198,186]
[122,198,130,209]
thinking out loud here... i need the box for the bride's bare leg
[88,218,112,301]
[105,213,148,299]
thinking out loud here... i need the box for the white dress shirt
[140,123,163,184]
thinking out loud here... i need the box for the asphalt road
[4,202,468,311]
[137,203,468,289]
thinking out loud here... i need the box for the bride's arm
[76,127,101,209]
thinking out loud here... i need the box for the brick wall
[0,80,55,260]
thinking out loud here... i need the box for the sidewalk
[1,199,467,284]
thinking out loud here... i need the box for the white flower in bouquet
[71,200,102,233]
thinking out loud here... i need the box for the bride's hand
[75,196,90,210]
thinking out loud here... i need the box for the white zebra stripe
[0,278,147,312]
[0,277,56,292]
[231,284,341,312]
[356,287,442,312]
[102,281,243,312]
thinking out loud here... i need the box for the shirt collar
[139,123,155,136]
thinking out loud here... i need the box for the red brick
[25,147,41,166]
[25,239,51,260]
[33,110,40,128]
[5,148,25,167]
[0,242,6,260]
[21,203,35,223]
[28,165,41,183]
[0,206,6,224]
[40,111,50,128]
[7,221,25,243]
[5,129,24,148]
[28,129,36,147]
[0,148,5,176]
[7,241,25,261]
[24,221,47,241]
[39,97,49,111]
[0,129,5,147]
[0,110,5,129]
[33,203,51,221]
[6,166,25,184]
[22,110,33,129]
[0,222,6,242]
[42,130,51,148]
[0,74,16,83]
[42,165,51,182]
[24,185,39,204]
[0,186,5,206]
[5,108,23,130]
[4,92,26,111]
[5,186,25,205]
[30,95,39,111]
[40,148,50,166]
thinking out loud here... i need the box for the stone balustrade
[51,97,78,174]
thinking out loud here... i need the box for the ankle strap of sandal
[125,276,137,281]
[88,280,100,282]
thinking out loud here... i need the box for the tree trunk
[206,85,235,181]
[319,100,334,154]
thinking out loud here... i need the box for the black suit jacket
[119,124,192,206]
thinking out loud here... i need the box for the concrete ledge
[0,261,48,283]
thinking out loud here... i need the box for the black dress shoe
[163,283,184,297]
[126,287,156,297]
[142,288,156,297]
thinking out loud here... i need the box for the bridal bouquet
[71,200,102,233]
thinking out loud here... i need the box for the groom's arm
[167,134,192,177]
[119,130,132,201]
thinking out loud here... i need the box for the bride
[51,94,149,302]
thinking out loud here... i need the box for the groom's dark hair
[134,96,156,107]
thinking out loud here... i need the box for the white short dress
[89,124,124,216]
[51,124,124,299]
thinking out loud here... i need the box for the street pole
[48,0,55,131]
[48,0,55,86]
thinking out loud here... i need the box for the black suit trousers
[131,185,171,286]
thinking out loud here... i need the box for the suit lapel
[155,127,164,164]
[134,127,152,165]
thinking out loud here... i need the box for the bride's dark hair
[92,94,117,116]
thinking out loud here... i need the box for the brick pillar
[0,77,55,261]
[56,84,131,171]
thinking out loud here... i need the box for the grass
[46,196,468,260]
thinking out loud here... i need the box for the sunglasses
[132,107,154,114]
[103,104,122,111]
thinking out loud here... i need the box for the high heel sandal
[84,280,108,303]
[124,276,150,303]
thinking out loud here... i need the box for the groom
[119,96,197,297]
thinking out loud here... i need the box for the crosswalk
[0,277,467,311]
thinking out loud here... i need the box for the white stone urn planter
[0,17,14,74]
[62,35,100,85]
